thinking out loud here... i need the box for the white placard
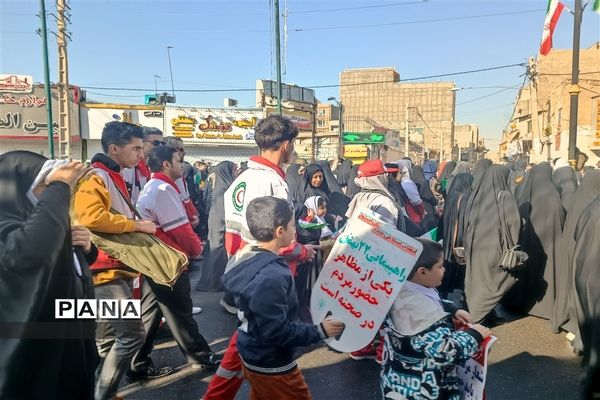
[310,208,423,353]
[457,335,497,400]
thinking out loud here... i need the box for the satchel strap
[451,195,463,250]
[111,177,143,220]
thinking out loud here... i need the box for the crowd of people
[0,115,598,399]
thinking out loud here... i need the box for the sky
[1,0,599,144]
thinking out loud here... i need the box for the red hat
[358,159,398,177]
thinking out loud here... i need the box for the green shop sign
[342,132,386,144]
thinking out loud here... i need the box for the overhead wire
[80,62,527,93]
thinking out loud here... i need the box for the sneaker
[220,299,238,315]
[194,352,223,369]
[192,306,202,315]
[126,366,174,382]
[349,344,377,361]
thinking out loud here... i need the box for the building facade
[501,43,600,165]
[0,81,81,158]
[339,67,456,161]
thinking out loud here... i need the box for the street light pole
[274,0,283,115]
[166,46,175,98]
[153,74,161,97]
[567,0,583,166]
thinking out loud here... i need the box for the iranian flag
[594,0,600,14]
[540,0,565,56]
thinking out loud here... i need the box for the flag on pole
[540,0,565,56]
[593,0,600,14]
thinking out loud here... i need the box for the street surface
[119,263,584,400]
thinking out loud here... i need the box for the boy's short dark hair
[164,136,184,150]
[246,196,293,242]
[101,121,144,152]
[142,126,163,138]
[317,197,326,208]
[148,146,177,173]
[408,238,443,280]
[254,115,299,151]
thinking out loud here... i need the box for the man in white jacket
[203,114,317,400]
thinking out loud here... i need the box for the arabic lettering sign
[311,208,423,353]
[342,132,386,144]
[457,335,496,400]
[164,106,262,144]
[265,107,313,131]
[0,74,33,93]
[0,85,79,138]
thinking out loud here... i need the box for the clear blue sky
[1,0,598,143]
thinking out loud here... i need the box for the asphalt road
[118,266,584,400]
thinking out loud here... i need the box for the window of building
[317,120,325,128]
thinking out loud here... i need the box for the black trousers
[131,273,211,372]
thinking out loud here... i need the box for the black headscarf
[0,151,97,399]
[197,161,237,291]
[440,173,473,297]
[336,159,353,188]
[442,173,473,263]
[411,165,438,231]
[472,159,492,189]
[572,197,600,397]
[346,165,361,198]
[305,163,331,199]
[507,162,565,319]
[551,170,600,334]
[316,160,343,194]
[552,166,579,212]
[446,161,470,194]
[464,165,521,322]
[307,162,349,218]
[285,163,308,206]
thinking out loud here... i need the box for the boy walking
[222,196,344,400]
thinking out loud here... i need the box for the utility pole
[568,0,583,166]
[56,0,72,160]
[39,0,54,159]
[274,0,283,115]
[405,105,410,157]
[528,58,542,160]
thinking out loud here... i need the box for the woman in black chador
[0,151,98,400]
[196,161,237,291]
[463,165,521,323]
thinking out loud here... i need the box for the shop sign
[0,86,79,138]
[165,106,262,144]
[0,74,34,93]
[266,107,313,130]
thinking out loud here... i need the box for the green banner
[342,132,386,144]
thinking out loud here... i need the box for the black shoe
[126,366,174,382]
[194,352,222,369]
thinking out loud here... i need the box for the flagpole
[567,0,583,167]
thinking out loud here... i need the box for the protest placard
[457,335,497,400]
[310,207,423,353]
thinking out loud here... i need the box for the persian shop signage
[0,74,34,93]
[166,107,262,143]
[265,107,313,131]
[0,86,78,138]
